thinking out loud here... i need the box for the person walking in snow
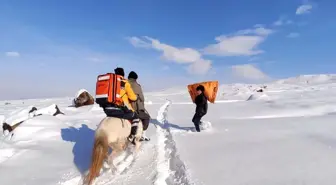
[128,71,151,141]
[192,85,208,132]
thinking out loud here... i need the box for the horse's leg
[103,153,110,169]
[108,142,124,173]
[133,122,143,154]
[133,138,141,154]
[118,138,129,153]
[122,140,129,151]
[107,149,118,173]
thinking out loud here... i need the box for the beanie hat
[128,71,138,80]
[114,67,125,77]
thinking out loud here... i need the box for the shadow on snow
[60,124,95,175]
[150,118,196,132]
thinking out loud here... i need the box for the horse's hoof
[111,166,119,174]
[103,161,110,169]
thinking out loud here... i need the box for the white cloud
[5,51,20,57]
[236,26,273,36]
[231,64,269,80]
[296,4,313,15]
[203,25,273,57]
[287,32,300,38]
[127,36,151,48]
[187,59,212,75]
[203,35,264,56]
[273,17,293,26]
[273,20,283,26]
[128,36,212,75]
[134,36,202,64]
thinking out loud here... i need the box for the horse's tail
[84,130,108,185]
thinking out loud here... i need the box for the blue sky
[0,0,335,100]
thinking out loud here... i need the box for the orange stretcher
[187,81,219,103]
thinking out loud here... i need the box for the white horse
[84,117,143,185]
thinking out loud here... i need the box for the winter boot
[194,123,201,132]
[140,131,150,141]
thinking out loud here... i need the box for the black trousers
[141,118,149,130]
[103,107,139,126]
[137,110,150,131]
[192,113,204,132]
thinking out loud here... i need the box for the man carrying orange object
[192,85,208,132]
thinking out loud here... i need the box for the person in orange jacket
[102,67,140,143]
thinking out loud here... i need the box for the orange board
[187,81,219,103]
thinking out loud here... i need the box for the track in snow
[153,100,193,185]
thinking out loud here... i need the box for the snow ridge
[153,100,193,185]
[275,74,336,85]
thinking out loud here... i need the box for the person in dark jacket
[192,85,208,132]
[128,71,151,141]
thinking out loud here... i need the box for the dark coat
[195,93,208,116]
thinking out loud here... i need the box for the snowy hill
[1,74,336,185]
[275,74,336,85]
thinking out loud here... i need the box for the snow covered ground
[1,74,336,185]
